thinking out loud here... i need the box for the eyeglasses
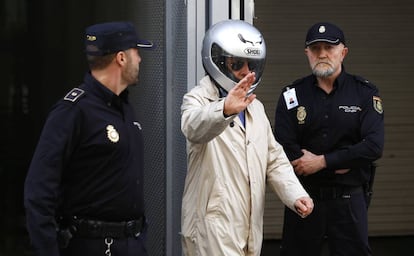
[228,58,259,71]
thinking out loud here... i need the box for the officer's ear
[341,45,349,62]
[115,51,127,66]
[304,47,310,56]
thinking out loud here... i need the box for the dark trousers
[280,190,371,256]
[60,233,147,256]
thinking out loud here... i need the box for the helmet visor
[227,57,264,72]
[211,44,265,85]
[224,56,265,84]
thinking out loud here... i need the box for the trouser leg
[280,201,327,256]
[327,193,371,256]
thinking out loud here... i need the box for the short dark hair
[86,53,116,70]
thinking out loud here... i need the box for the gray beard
[312,67,335,78]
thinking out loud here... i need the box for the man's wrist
[319,155,327,169]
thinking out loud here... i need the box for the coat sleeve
[181,88,235,144]
[266,120,309,211]
[24,102,80,256]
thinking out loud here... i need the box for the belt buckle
[341,186,352,199]
[88,220,103,237]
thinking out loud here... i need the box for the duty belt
[72,216,145,239]
[307,186,364,200]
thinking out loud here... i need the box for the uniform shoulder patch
[373,96,384,114]
[64,88,85,102]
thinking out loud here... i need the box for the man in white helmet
[180,19,314,256]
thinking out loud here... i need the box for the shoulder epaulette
[63,88,85,102]
[283,77,304,91]
[291,77,305,86]
[353,75,378,90]
[354,75,371,85]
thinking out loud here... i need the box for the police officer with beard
[24,21,153,256]
[274,22,384,256]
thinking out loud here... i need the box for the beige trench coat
[180,76,309,256]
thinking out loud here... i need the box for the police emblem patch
[373,96,383,114]
[297,106,306,124]
[106,125,120,143]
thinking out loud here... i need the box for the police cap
[85,21,153,56]
[305,22,346,47]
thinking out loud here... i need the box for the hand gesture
[223,72,256,116]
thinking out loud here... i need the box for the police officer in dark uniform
[24,21,153,256]
[274,22,384,256]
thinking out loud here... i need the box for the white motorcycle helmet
[202,19,266,94]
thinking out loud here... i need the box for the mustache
[314,61,332,67]
[312,63,335,78]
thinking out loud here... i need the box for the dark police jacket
[274,67,384,188]
[24,72,145,255]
